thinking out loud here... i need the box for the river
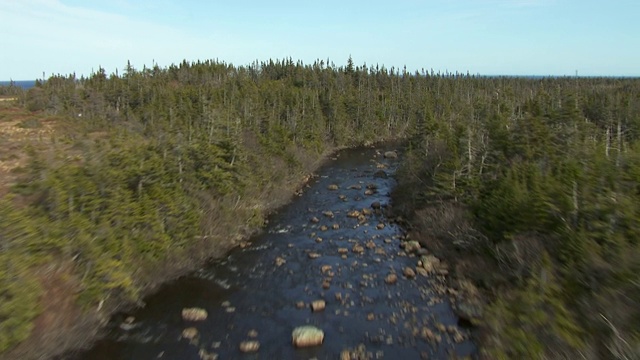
[67,145,475,359]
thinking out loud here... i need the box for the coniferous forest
[0,58,639,359]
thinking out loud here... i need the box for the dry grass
[0,104,58,196]
[2,263,103,360]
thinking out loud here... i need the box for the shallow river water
[70,146,475,359]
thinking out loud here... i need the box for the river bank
[1,141,340,360]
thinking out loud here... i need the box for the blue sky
[0,0,638,80]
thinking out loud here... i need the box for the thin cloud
[0,0,220,78]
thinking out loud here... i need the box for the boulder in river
[182,327,199,340]
[311,299,326,312]
[119,316,136,331]
[182,307,208,321]
[239,340,260,353]
[321,265,332,273]
[352,244,365,254]
[199,349,218,360]
[403,267,416,279]
[292,326,325,347]
[323,210,335,218]
[385,273,398,284]
[402,240,421,254]
[384,151,398,159]
[420,255,441,273]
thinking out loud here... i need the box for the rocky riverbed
[66,146,475,359]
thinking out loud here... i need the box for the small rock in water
[376,223,385,230]
[364,189,374,196]
[421,255,441,273]
[403,267,416,279]
[416,267,429,277]
[239,340,260,353]
[292,326,325,347]
[119,316,136,331]
[323,210,335,218]
[248,329,259,338]
[182,327,199,340]
[310,216,320,223]
[199,349,218,360]
[296,301,306,309]
[320,225,329,231]
[327,184,339,190]
[402,240,421,254]
[275,257,286,267]
[332,223,340,230]
[308,252,321,259]
[347,210,361,218]
[182,308,208,321]
[311,299,326,312]
[385,273,398,284]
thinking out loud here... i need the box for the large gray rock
[292,326,324,347]
[384,151,398,159]
[420,255,441,273]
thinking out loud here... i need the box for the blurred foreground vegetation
[1,59,639,358]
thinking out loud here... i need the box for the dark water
[0,80,36,89]
[67,146,475,359]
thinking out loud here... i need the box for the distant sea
[0,80,36,89]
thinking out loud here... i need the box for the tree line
[1,58,639,358]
